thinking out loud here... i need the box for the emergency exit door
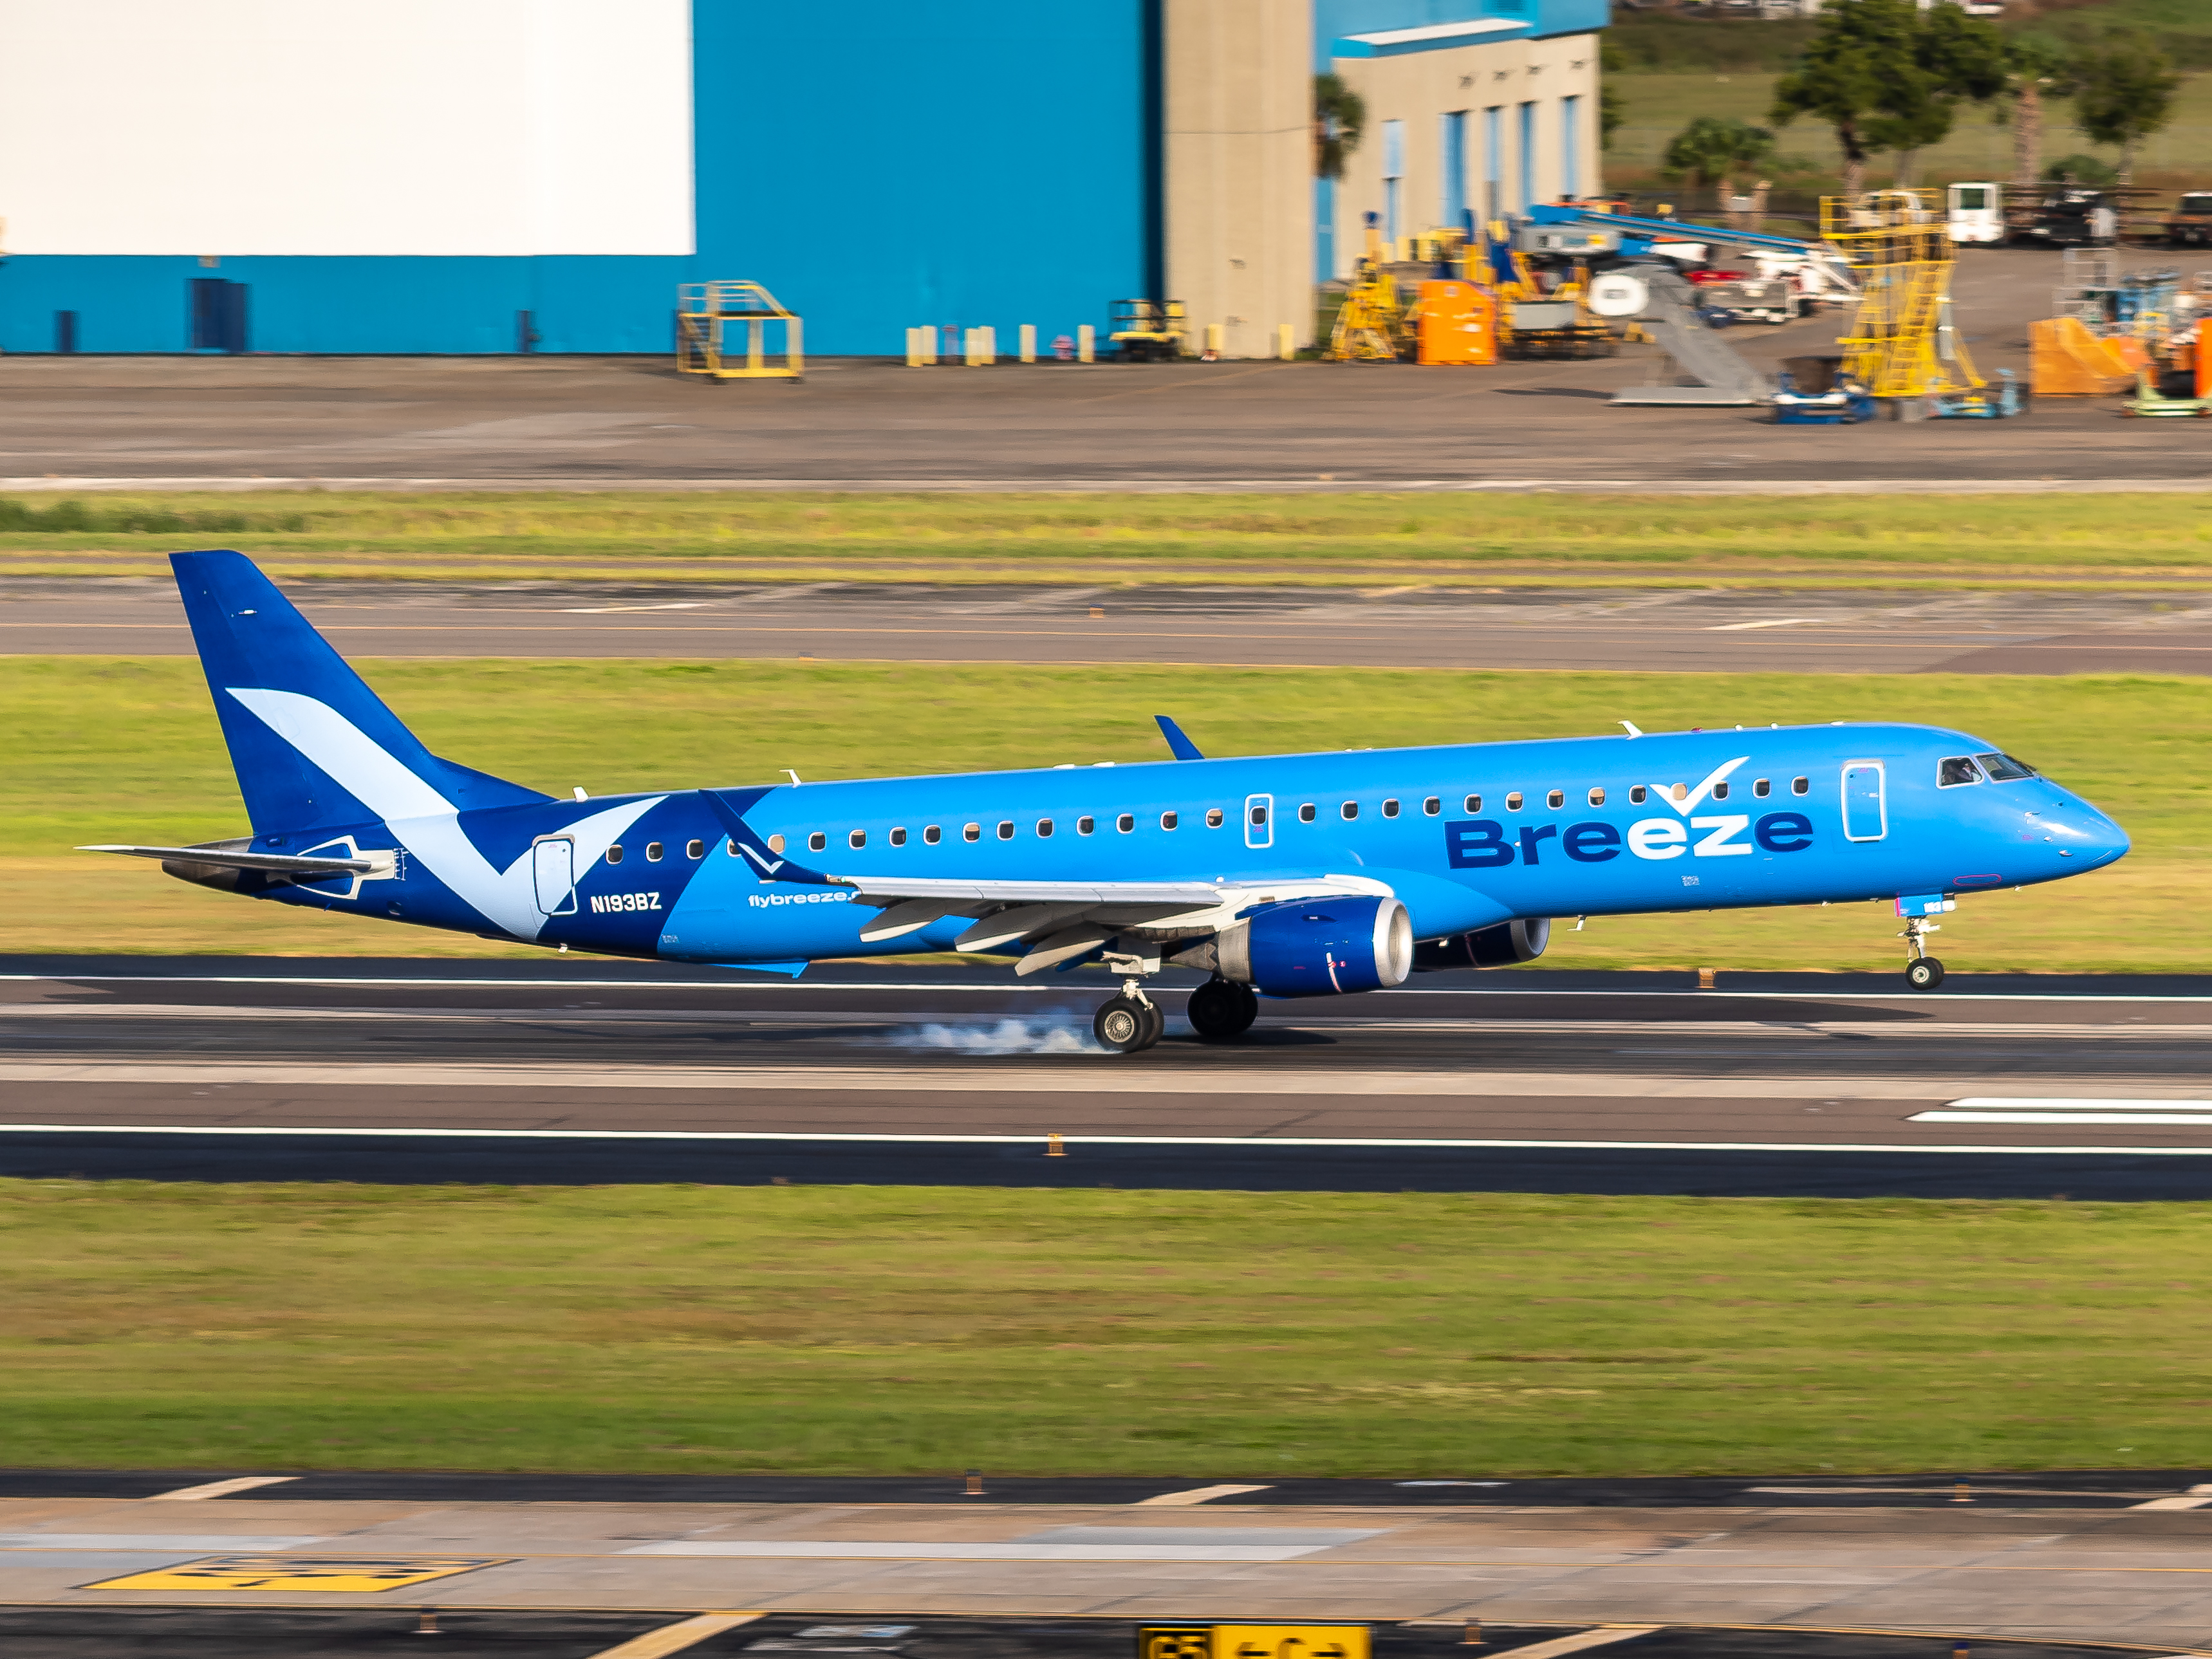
[532,836,577,914]
[1841,762,1887,842]
[1245,793,1273,849]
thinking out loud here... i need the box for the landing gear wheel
[1094,995,1159,1053]
[1906,956,1946,991]
[1185,978,1259,1043]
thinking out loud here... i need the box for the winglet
[1154,716,1205,761]
[696,788,837,886]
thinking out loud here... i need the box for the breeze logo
[1446,813,1814,868]
[748,890,853,907]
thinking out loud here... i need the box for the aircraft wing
[832,871,1394,974]
[78,842,382,876]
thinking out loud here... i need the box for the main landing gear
[1901,916,1946,992]
[1092,976,1260,1053]
[1094,983,1166,1053]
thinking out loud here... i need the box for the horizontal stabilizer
[78,843,382,876]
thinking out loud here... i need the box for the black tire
[1906,956,1946,991]
[1187,978,1258,1043]
[1137,998,1167,1050]
[1095,995,1151,1053]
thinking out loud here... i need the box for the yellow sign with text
[86,1555,510,1593]
[1138,1626,1370,1659]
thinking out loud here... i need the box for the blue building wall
[0,0,1153,357]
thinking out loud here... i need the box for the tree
[1313,74,1366,182]
[1769,0,2002,196]
[2072,33,2182,185]
[1893,1,2007,186]
[1600,39,1626,153]
[1661,116,1778,203]
[1770,0,1926,197]
[1998,33,2081,195]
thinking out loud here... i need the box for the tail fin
[172,550,551,834]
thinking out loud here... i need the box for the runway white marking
[0,1533,322,1551]
[616,1540,1346,1562]
[1915,1098,2212,1124]
[1133,1485,1274,1506]
[1705,617,1819,631]
[10,974,2212,1004]
[144,1476,299,1501]
[5,1122,2211,1156]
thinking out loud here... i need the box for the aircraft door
[1245,793,1274,849]
[532,835,578,914]
[1841,762,1887,842]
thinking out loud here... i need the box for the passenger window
[1205,808,1224,828]
[806,833,825,853]
[1464,793,1482,812]
[685,839,704,860]
[1036,818,1054,837]
[1117,813,1135,833]
[1077,816,1095,835]
[1712,781,1729,801]
[1382,798,1400,818]
[1628,786,1647,805]
[1588,787,1605,807]
[1423,796,1440,815]
[889,827,907,847]
[963,823,981,842]
[924,824,942,845]
[1250,804,1268,826]
[608,844,625,864]
[1670,783,1687,802]
[1341,801,1359,820]
[764,835,783,854]
[1547,790,1563,810]
[1752,778,1771,798]
[1791,776,1809,795]
[1161,811,1178,830]
[997,821,1014,840]
[1938,757,1985,788]
[849,829,866,849]
[646,842,664,861]
[1976,751,2037,781]
[1299,803,1316,822]
[1505,792,1523,812]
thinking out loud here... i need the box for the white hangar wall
[0,0,694,256]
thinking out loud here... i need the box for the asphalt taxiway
[6,959,2212,1198]
[8,582,2212,675]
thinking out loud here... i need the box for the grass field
[8,492,2212,590]
[2,1181,2206,1476]
[6,657,2203,971]
[1607,70,2212,194]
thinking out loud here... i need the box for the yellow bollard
[1046,1133,1066,1157]
[1077,323,1095,364]
[980,324,996,364]
[1461,1619,1483,1647]
[965,1468,985,1496]
[1019,323,1036,364]
[1278,322,1295,361]
[1698,967,1716,990]
[1203,322,1223,361]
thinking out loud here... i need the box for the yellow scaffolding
[1820,190,1981,398]
[1324,224,1413,362]
[676,281,804,380]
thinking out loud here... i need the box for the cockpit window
[1937,756,1985,787]
[1976,752,2037,781]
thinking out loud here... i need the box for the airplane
[82,550,2131,1053]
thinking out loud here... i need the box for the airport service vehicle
[2168,192,2212,248]
[1947,182,2003,245]
[2016,189,2118,248]
[85,553,2131,1053]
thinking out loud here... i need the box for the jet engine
[1413,917,1550,971]
[1213,895,1413,997]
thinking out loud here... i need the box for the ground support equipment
[1822,190,1982,403]
[1771,371,1874,424]
[676,281,803,381]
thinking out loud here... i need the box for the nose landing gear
[1901,916,1945,991]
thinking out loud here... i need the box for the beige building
[1328,24,1604,279]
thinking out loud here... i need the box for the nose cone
[2050,797,2130,870]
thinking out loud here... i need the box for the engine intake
[1413,918,1550,971]
[1216,895,1413,998]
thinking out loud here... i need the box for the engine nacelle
[1413,918,1550,972]
[1215,895,1413,998]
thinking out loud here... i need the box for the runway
[8,582,2212,674]
[6,959,2212,1198]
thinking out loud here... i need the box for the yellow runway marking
[86,1554,510,1593]
[585,1611,763,1658]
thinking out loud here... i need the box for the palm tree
[1314,74,1366,181]
[2000,33,2079,195]
[1662,116,1779,213]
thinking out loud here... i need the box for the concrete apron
[5,1499,2212,1644]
